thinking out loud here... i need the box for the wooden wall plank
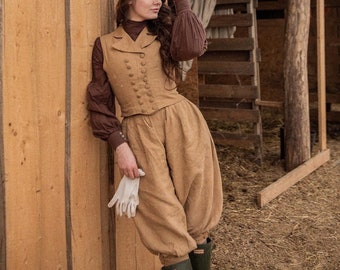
[207,38,254,51]
[199,85,258,99]
[0,1,5,268]
[199,61,255,75]
[35,1,67,268]
[3,1,44,268]
[68,0,108,269]
[3,0,68,269]
[208,14,253,28]
[201,107,260,122]
[211,131,261,147]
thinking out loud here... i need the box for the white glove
[108,169,145,218]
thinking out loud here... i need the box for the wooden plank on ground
[199,85,258,99]
[257,149,330,207]
[208,14,253,28]
[201,107,260,122]
[207,38,254,51]
[198,61,255,75]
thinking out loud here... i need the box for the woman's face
[128,0,162,21]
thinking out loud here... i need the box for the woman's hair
[115,0,179,80]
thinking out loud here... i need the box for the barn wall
[0,0,164,268]
[0,0,112,269]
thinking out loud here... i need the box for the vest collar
[111,26,157,53]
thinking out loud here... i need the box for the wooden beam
[211,131,261,148]
[199,85,258,99]
[198,61,255,75]
[317,0,327,151]
[257,149,330,207]
[207,38,254,52]
[208,14,253,28]
[255,99,284,108]
[201,107,260,123]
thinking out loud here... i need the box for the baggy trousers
[122,99,223,265]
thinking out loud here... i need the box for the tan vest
[100,26,184,117]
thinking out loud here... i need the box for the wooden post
[316,0,327,151]
[284,0,311,171]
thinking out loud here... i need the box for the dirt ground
[209,112,340,270]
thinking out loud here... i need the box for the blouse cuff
[173,0,190,14]
[108,130,128,150]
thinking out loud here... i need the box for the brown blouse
[87,0,207,150]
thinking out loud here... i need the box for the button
[136,94,141,98]
[145,84,151,89]
[131,81,136,86]
[129,73,134,77]
[143,77,148,82]
[124,59,129,63]
[133,88,139,92]
[146,91,152,96]
[126,65,132,69]
[149,99,154,103]
[140,54,145,58]
[138,100,144,105]
[141,61,146,66]
[141,68,146,74]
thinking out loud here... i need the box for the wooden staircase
[198,0,262,160]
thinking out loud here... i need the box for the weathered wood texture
[284,0,311,171]
[316,0,328,151]
[0,0,114,269]
[0,2,5,269]
[258,149,330,207]
[2,1,67,269]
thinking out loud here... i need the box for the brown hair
[115,0,179,80]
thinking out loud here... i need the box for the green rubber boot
[162,259,193,270]
[189,238,212,270]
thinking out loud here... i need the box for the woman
[87,0,223,269]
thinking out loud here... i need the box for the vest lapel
[111,26,157,53]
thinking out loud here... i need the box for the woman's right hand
[115,142,140,179]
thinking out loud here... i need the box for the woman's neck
[123,20,148,41]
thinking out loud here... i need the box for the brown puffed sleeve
[86,37,127,150]
[170,0,208,61]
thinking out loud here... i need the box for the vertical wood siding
[1,0,111,269]
[0,0,161,269]
[0,1,6,269]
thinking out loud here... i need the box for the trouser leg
[123,112,197,260]
[122,101,223,265]
[164,101,223,244]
